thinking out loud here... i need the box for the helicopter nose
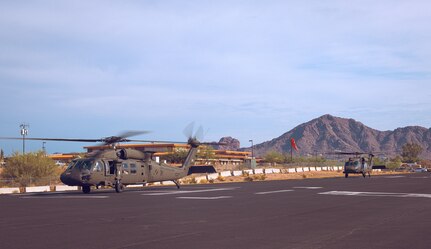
[60,171,81,186]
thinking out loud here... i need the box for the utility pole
[20,123,29,154]
[42,141,46,153]
[249,139,254,159]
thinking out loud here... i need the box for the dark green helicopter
[1,125,219,193]
[332,152,375,178]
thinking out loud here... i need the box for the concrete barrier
[161,181,175,185]
[309,167,316,171]
[55,185,79,191]
[0,187,20,194]
[322,167,328,171]
[207,173,219,180]
[220,171,232,177]
[254,169,264,174]
[272,168,281,174]
[243,169,254,175]
[26,186,50,193]
[372,169,382,172]
[287,168,296,173]
[127,184,146,188]
[232,170,243,176]
[265,168,274,174]
[296,167,304,173]
[195,176,208,182]
[302,167,310,172]
[315,167,322,171]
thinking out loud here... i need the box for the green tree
[264,151,284,164]
[401,143,423,163]
[162,148,188,164]
[1,151,57,187]
[386,156,402,170]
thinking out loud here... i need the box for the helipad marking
[255,190,294,195]
[142,187,237,196]
[319,191,431,199]
[176,196,232,200]
[294,187,323,190]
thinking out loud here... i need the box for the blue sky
[1,0,431,155]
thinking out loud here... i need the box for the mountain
[213,137,241,151]
[249,114,431,159]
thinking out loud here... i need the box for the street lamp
[249,139,254,159]
[20,123,29,154]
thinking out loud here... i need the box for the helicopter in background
[332,152,375,178]
[0,125,220,193]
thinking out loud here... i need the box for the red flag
[291,138,299,152]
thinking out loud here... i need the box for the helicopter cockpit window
[66,160,76,170]
[74,159,94,171]
[93,161,103,172]
[346,161,360,167]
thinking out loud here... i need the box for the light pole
[42,142,46,153]
[249,139,254,159]
[20,123,29,154]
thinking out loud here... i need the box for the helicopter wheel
[362,172,366,178]
[82,186,91,194]
[345,173,348,178]
[115,180,124,193]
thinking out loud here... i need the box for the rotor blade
[183,122,195,139]
[126,139,187,144]
[195,125,204,141]
[0,137,102,142]
[117,130,150,139]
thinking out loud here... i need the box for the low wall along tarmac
[0,166,384,194]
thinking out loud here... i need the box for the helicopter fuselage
[343,156,373,178]
[60,147,200,193]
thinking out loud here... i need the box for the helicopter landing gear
[345,173,349,178]
[82,185,91,194]
[362,172,366,178]
[172,180,180,189]
[115,180,124,193]
[368,172,371,177]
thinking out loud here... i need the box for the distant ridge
[249,114,431,159]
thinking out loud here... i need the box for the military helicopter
[331,152,375,178]
[0,125,220,193]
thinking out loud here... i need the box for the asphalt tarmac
[1,173,431,249]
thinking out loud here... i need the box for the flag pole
[291,145,293,162]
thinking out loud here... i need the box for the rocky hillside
[248,114,431,159]
[213,136,240,151]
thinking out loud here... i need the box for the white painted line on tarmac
[383,176,406,178]
[319,191,431,199]
[294,187,323,189]
[142,187,238,196]
[255,190,294,195]
[176,196,232,200]
[20,195,110,199]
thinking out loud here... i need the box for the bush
[217,175,225,182]
[243,176,253,182]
